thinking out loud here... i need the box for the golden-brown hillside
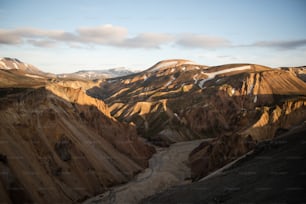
[1,58,306,203]
[0,59,155,203]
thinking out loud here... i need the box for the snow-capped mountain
[58,67,136,80]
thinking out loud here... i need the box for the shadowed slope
[0,84,155,203]
[142,125,306,204]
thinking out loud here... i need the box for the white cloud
[176,34,231,49]
[119,33,173,48]
[251,39,306,49]
[0,25,229,49]
[76,24,127,44]
[0,25,172,49]
[0,27,71,44]
[0,30,22,44]
[3,25,304,51]
[27,39,57,48]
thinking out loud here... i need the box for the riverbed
[83,139,209,204]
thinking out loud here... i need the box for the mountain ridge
[58,67,136,80]
[1,57,306,203]
[87,61,306,144]
[0,59,156,203]
[0,57,55,78]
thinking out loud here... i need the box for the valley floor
[83,139,209,204]
[142,125,306,204]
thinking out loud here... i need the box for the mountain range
[0,57,305,203]
[58,67,136,80]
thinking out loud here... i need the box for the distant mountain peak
[0,57,51,77]
[58,67,136,80]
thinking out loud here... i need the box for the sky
[0,0,306,73]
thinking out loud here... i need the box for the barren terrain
[142,124,306,203]
[1,58,306,203]
[84,139,210,204]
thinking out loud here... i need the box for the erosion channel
[83,139,209,204]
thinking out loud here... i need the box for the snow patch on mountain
[165,76,176,87]
[198,79,208,89]
[0,58,45,76]
[143,74,148,81]
[254,95,258,103]
[58,67,136,79]
[193,74,199,84]
[197,65,251,88]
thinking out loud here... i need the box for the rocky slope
[87,59,306,183]
[0,57,55,78]
[1,58,306,203]
[142,124,306,204]
[0,60,155,203]
[281,66,306,82]
[188,72,306,180]
[88,60,306,145]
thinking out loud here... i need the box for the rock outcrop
[188,71,306,180]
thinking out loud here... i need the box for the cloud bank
[251,39,306,49]
[0,25,173,48]
[1,25,305,50]
[0,25,227,49]
[176,34,230,48]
